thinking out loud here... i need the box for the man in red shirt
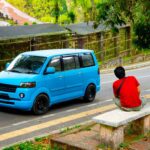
[113,66,146,111]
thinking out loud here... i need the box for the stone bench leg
[99,124,124,150]
[131,115,150,135]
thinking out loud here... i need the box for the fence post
[100,32,104,61]
[77,36,84,49]
[126,26,131,55]
[30,37,36,51]
[113,33,119,57]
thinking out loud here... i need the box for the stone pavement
[51,123,150,150]
[51,123,100,150]
[129,138,150,150]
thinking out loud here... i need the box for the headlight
[20,82,36,88]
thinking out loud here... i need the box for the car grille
[0,83,18,93]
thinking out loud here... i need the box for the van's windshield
[6,55,46,74]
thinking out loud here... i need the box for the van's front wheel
[84,84,96,102]
[32,94,49,115]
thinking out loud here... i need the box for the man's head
[114,66,125,79]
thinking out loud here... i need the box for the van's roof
[22,49,93,57]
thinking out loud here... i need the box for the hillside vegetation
[7,0,101,23]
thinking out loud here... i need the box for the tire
[84,84,96,102]
[32,94,49,115]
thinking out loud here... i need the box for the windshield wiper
[8,69,21,73]
[25,71,38,74]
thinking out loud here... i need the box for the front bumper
[0,88,35,111]
[0,99,33,111]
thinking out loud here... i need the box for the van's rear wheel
[84,84,96,102]
[32,94,49,115]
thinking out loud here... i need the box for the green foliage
[119,142,129,148]
[60,124,81,133]
[98,143,108,149]
[32,22,37,25]
[53,144,63,150]
[96,0,150,48]
[24,22,29,25]
[68,11,76,23]
[34,136,46,142]
[83,126,91,131]
[3,141,51,150]
[7,0,101,23]
[96,2,125,33]
[134,21,150,49]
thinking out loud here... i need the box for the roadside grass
[34,136,49,142]
[98,143,109,149]
[60,124,81,134]
[82,126,91,131]
[3,141,51,150]
[119,130,150,149]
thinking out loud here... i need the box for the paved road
[0,66,150,148]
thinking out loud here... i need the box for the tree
[50,0,68,23]
[68,11,76,23]
[96,0,150,48]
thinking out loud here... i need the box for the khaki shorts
[113,97,147,111]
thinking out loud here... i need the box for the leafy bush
[24,22,29,26]
[134,21,150,49]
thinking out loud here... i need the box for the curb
[101,61,150,74]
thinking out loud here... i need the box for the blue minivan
[0,49,100,114]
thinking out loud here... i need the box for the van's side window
[63,56,76,71]
[81,53,95,67]
[49,57,61,72]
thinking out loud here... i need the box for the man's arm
[137,85,141,95]
[132,76,140,95]
[113,82,117,98]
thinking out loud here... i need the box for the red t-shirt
[113,76,142,108]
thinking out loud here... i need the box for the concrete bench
[92,103,150,150]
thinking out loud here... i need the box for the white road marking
[87,99,113,107]
[87,103,97,107]
[138,75,150,79]
[144,89,150,92]
[66,108,77,112]
[41,113,56,118]
[13,121,29,126]
[97,99,113,105]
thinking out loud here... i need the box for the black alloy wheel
[32,94,49,115]
[84,84,96,102]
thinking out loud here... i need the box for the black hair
[114,66,125,79]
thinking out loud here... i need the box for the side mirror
[5,62,10,69]
[45,67,55,74]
